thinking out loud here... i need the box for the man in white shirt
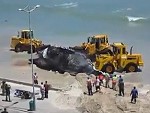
[33,73,38,84]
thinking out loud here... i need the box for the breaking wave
[126,16,147,22]
[112,8,132,13]
[54,2,78,8]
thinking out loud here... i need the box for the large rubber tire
[125,63,138,73]
[15,44,22,53]
[101,63,115,74]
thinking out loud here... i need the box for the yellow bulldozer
[10,30,43,53]
[70,34,111,61]
[95,42,144,74]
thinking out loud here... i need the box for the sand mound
[53,81,83,109]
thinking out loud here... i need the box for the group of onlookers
[39,81,49,100]
[86,71,138,104]
[33,73,50,100]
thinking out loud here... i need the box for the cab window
[122,48,126,54]
[90,37,95,44]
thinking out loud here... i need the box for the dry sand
[1,48,150,113]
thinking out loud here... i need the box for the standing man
[94,76,100,92]
[5,84,11,102]
[87,77,93,95]
[112,75,117,90]
[98,72,104,86]
[130,86,138,104]
[1,81,6,96]
[44,81,49,98]
[118,79,124,96]
[40,82,45,100]
[105,73,110,88]
[33,73,38,84]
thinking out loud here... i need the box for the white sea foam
[126,16,147,22]
[54,2,78,8]
[112,8,132,13]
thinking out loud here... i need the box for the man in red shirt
[98,72,104,86]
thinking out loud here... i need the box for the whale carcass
[29,45,98,75]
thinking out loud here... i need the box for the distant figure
[112,75,117,90]
[33,73,38,84]
[98,72,104,86]
[1,108,8,113]
[105,73,110,88]
[1,81,6,95]
[94,76,100,92]
[87,77,93,95]
[40,82,45,100]
[130,86,138,104]
[5,84,11,102]
[118,79,124,96]
[44,81,49,98]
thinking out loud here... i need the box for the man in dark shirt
[87,77,93,95]
[130,86,138,104]
[5,84,11,102]
[44,81,49,98]
[1,108,8,113]
[118,75,123,84]
[118,79,124,96]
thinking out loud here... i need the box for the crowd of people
[0,73,50,102]
[0,72,51,113]
[86,71,138,104]
[0,71,138,113]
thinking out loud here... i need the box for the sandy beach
[0,0,150,112]
[0,47,150,113]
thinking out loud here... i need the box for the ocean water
[0,0,150,83]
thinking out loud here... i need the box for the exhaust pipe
[130,46,133,55]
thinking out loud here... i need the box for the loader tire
[125,63,138,73]
[102,63,115,74]
[15,44,22,53]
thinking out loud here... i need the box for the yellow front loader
[10,30,43,53]
[95,42,144,74]
[71,34,111,61]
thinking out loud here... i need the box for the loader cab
[21,30,33,39]
[112,43,127,55]
[88,34,108,49]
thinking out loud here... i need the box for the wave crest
[126,16,147,22]
[54,2,78,8]
[112,8,132,13]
